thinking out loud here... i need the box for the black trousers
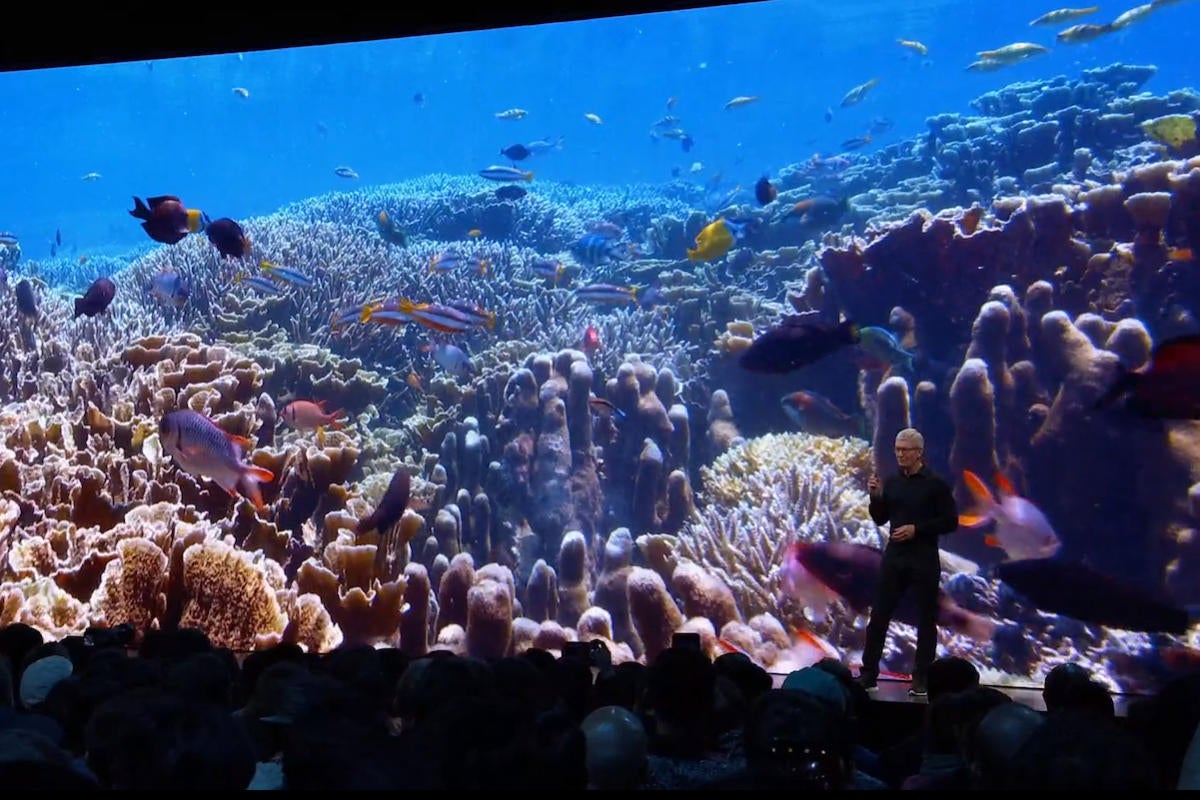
[859,549,940,681]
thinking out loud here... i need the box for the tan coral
[178,538,288,650]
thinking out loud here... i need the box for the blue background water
[0,0,1195,259]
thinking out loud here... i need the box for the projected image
[0,0,1198,696]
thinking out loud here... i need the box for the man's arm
[915,478,959,539]
[868,483,889,526]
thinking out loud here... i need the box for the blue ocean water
[0,0,1194,259]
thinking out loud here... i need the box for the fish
[996,557,1195,634]
[574,284,638,306]
[81,172,102,181]
[589,397,625,420]
[234,274,284,296]
[582,325,602,357]
[158,409,275,510]
[754,177,777,206]
[428,251,490,277]
[583,112,603,125]
[376,211,408,247]
[531,259,567,284]
[467,229,482,238]
[896,39,928,55]
[281,400,347,431]
[398,300,478,334]
[789,540,995,641]
[840,134,873,151]
[479,165,533,183]
[356,468,411,535]
[1095,334,1200,418]
[495,108,528,120]
[496,185,527,201]
[687,218,748,262]
[724,95,760,110]
[0,232,17,247]
[1056,22,1114,42]
[857,326,915,371]
[413,92,426,107]
[259,260,314,288]
[445,302,496,330]
[149,270,190,308]
[778,544,841,624]
[525,136,564,155]
[232,87,250,98]
[1029,6,1100,25]
[1141,115,1197,150]
[738,316,860,374]
[571,233,631,267]
[500,144,531,161]
[74,277,116,318]
[205,217,251,259]
[15,280,37,318]
[966,58,1008,73]
[824,107,834,123]
[840,78,880,107]
[978,42,1050,62]
[780,390,865,438]
[129,195,208,246]
[334,166,360,179]
[788,196,851,226]
[55,229,61,246]
[426,342,473,377]
[1110,3,1156,29]
[958,471,1062,561]
[330,306,363,335]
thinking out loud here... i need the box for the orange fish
[406,372,423,392]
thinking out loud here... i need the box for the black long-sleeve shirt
[868,465,958,552]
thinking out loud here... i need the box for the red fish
[582,325,602,357]
[281,400,347,431]
[789,540,995,641]
[1095,334,1200,418]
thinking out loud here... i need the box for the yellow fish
[687,218,748,262]
[1141,114,1197,150]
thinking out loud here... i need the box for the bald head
[580,705,648,790]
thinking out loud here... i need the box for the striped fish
[234,273,284,295]
[260,260,314,288]
[446,302,497,330]
[398,299,476,334]
[479,165,534,183]
[574,283,639,305]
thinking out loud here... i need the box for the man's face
[895,440,922,472]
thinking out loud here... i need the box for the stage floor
[769,674,1141,717]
